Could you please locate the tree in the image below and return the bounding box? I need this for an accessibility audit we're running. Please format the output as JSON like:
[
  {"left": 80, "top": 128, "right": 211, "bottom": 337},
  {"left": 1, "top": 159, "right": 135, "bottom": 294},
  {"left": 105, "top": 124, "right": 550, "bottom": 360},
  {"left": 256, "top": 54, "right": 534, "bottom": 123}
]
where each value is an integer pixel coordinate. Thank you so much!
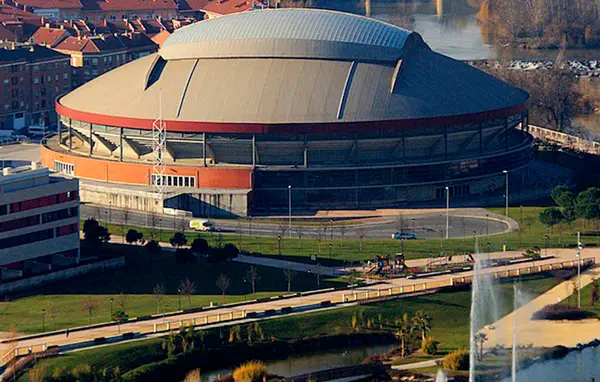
[
  {"left": 296, "top": 225, "right": 304, "bottom": 249},
  {"left": 46, "top": 301, "right": 57, "bottom": 331},
  {"left": 190, "top": 238, "right": 209, "bottom": 256},
  {"left": 339, "top": 225, "right": 347, "bottom": 247},
  {"left": 216, "top": 273, "right": 231, "bottom": 304},
  {"left": 575, "top": 188, "right": 600, "bottom": 222},
  {"left": 222, "top": 243, "right": 239, "bottom": 260},
  {"left": 356, "top": 226, "right": 368, "bottom": 252},
  {"left": 125, "top": 229, "right": 144, "bottom": 246},
  {"left": 112, "top": 310, "right": 128, "bottom": 333},
  {"left": 474, "top": 332, "right": 488, "bottom": 361},
  {"left": 411, "top": 310, "right": 432, "bottom": 343},
  {"left": 247, "top": 266, "right": 261, "bottom": 298},
  {"left": 148, "top": 211, "right": 160, "bottom": 239},
  {"left": 145, "top": 240, "right": 161, "bottom": 254},
  {"left": 169, "top": 232, "right": 188, "bottom": 248},
  {"left": 591, "top": 278, "right": 599, "bottom": 309},
  {"left": 551, "top": 185, "right": 576, "bottom": 208},
  {"left": 179, "top": 278, "right": 196, "bottom": 309},
  {"left": 179, "top": 325, "right": 202, "bottom": 353},
  {"left": 539, "top": 208, "right": 564, "bottom": 234},
  {"left": 82, "top": 296, "right": 98, "bottom": 327},
  {"left": 153, "top": 283, "right": 165, "bottom": 314},
  {"left": 397, "top": 313, "right": 412, "bottom": 358},
  {"left": 283, "top": 268, "right": 297, "bottom": 292},
  {"left": 82, "top": 218, "right": 110, "bottom": 247}
]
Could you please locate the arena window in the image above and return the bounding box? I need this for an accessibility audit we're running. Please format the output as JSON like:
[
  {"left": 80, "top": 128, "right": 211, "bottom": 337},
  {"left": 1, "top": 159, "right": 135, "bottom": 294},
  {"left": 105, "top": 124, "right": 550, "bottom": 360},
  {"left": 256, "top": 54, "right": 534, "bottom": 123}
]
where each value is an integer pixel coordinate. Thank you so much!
[
  {"left": 151, "top": 174, "right": 195, "bottom": 188},
  {"left": 54, "top": 161, "right": 74, "bottom": 176}
]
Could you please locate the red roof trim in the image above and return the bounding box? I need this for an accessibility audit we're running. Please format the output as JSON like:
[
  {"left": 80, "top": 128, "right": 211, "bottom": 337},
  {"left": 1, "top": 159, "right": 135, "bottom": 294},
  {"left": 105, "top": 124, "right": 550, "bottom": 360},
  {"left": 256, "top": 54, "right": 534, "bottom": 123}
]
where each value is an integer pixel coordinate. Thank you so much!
[{"left": 56, "top": 97, "right": 529, "bottom": 134}]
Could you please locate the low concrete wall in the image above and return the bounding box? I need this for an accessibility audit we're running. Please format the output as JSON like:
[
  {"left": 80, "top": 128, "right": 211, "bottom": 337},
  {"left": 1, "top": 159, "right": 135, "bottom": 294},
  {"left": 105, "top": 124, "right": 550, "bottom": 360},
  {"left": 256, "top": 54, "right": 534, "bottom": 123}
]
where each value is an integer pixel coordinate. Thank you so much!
[{"left": 0, "top": 257, "right": 125, "bottom": 294}]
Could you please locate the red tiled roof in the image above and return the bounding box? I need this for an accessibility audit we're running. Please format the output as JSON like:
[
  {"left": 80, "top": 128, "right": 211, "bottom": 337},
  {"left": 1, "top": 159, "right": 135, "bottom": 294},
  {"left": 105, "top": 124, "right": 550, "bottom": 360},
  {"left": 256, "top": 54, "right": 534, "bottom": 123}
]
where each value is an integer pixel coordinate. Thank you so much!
[
  {"left": 0, "top": 3, "right": 41, "bottom": 22},
  {"left": 201, "top": 0, "right": 253, "bottom": 15},
  {"left": 14, "top": 0, "right": 83, "bottom": 9},
  {"left": 177, "top": 0, "right": 209, "bottom": 11},
  {"left": 55, "top": 34, "right": 126, "bottom": 53},
  {"left": 31, "top": 27, "right": 70, "bottom": 47},
  {"left": 81, "top": 0, "right": 177, "bottom": 12}
]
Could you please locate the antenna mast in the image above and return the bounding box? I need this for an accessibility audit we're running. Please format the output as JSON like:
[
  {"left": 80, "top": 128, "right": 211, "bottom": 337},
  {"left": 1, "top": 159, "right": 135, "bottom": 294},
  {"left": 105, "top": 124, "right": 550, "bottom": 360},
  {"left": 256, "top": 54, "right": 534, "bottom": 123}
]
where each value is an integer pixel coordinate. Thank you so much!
[{"left": 152, "top": 90, "right": 167, "bottom": 211}]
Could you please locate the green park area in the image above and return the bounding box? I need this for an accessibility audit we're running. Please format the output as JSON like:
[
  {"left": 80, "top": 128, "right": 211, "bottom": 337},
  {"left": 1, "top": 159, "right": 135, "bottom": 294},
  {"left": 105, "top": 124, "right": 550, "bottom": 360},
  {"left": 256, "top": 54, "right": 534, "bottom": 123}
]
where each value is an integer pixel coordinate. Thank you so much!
[
  {"left": 18, "top": 273, "right": 562, "bottom": 381},
  {"left": 3, "top": 196, "right": 599, "bottom": 335}
]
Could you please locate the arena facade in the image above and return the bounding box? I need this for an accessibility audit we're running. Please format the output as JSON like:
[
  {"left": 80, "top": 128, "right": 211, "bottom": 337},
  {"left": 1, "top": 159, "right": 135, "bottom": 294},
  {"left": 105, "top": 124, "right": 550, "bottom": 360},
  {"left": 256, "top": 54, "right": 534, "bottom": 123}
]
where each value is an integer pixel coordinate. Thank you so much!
[{"left": 42, "top": 9, "right": 533, "bottom": 217}]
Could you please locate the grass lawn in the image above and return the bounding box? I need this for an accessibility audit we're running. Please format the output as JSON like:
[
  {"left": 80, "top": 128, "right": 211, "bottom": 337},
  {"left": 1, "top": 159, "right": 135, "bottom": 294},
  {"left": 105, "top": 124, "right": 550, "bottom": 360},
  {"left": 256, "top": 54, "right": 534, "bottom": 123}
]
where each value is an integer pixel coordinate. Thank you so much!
[
  {"left": 0, "top": 243, "right": 345, "bottom": 334},
  {"left": 99, "top": 206, "right": 600, "bottom": 264},
  {"left": 558, "top": 279, "right": 600, "bottom": 315},
  {"left": 18, "top": 272, "right": 562, "bottom": 381}
]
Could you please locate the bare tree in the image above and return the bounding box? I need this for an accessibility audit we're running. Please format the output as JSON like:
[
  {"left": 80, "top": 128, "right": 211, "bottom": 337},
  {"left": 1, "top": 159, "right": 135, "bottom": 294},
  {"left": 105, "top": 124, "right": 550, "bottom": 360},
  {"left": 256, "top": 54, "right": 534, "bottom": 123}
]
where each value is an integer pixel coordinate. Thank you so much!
[
  {"left": 394, "top": 214, "right": 406, "bottom": 234},
  {"left": 296, "top": 225, "right": 304, "bottom": 249},
  {"left": 121, "top": 205, "right": 131, "bottom": 243},
  {"left": 82, "top": 296, "right": 98, "bottom": 327},
  {"left": 356, "top": 226, "right": 369, "bottom": 252},
  {"left": 247, "top": 266, "right": 261, "bottom": 298},
  {"left": 153, "top": 283, "right": 165, "bottom": 314},
  {"left": 179, "top": 279, "right": 196, "bottom": 309},
  {"left": 283, "top": 268, "right": 297, "bottom": 292},
  {"left": 339, "top": 225, "right": 347, "bottom": 247},
  {"left": 46, "top": 301, "right": 58, "bottom": 331},
  {"left": 314, "top": 228, "right": 325, "bottom": 253},
  {"left": 148, "top": 211, "right": 159, "bottom": 239},
  {"left": 215, "top": 274, "right": 230, "bottom": 304}
]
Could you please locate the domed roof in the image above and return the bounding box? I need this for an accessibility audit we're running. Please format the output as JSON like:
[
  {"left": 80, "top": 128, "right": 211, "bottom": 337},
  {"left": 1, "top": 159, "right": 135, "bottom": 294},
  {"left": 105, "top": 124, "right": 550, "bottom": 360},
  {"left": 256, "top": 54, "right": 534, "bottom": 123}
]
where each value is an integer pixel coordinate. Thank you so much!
[
  {"left": 57, "top": 9, "right": 529, "bottom": 132},
  {"left": 160, "top": 8, "right": 418, "bottom": 61}
]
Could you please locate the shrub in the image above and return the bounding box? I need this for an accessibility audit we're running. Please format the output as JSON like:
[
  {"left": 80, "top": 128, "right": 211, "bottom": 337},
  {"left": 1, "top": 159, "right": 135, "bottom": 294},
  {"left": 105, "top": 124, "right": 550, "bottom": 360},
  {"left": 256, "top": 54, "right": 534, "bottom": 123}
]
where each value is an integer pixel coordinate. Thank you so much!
[
  {"left": 443, "top": 349, "right": 469, "bottom": 371},
  {"left": 145, "top": 240, "right": 161, "bottom": 254},
  {"left": 232, "top": 361, "right": 267, "bottom": 382},
  {"left": 532, "top": 305, "right": 595, "bottom": 320},
  {"left": 421, "top": 336, "right": 439, "bottom": 355},
  {"left": 175, "top": 248, "right": 196, "bottom": 264}
]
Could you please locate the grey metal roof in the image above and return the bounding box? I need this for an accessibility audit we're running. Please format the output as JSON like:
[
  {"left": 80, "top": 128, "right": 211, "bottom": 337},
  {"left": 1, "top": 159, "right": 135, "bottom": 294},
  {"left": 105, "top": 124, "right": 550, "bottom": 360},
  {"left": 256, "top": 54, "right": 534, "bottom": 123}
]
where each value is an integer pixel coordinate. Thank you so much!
[{"left": 160, "top": 9, "right": 414, "bottom": 61}]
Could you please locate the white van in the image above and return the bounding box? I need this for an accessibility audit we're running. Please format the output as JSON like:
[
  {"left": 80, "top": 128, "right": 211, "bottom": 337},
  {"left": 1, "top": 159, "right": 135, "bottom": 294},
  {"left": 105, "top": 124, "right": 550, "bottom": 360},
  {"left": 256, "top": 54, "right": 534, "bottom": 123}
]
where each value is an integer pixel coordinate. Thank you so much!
[{"left": 189, "top": 219, "right": 214, "bottom": 232}]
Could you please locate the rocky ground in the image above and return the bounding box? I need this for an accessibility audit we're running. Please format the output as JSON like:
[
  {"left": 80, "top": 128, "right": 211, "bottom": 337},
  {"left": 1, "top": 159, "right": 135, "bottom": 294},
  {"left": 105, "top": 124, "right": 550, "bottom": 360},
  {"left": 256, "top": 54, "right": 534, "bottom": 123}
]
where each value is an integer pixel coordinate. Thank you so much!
[{"left": 469, "top": 59, "right": 600, "bottom": 78}]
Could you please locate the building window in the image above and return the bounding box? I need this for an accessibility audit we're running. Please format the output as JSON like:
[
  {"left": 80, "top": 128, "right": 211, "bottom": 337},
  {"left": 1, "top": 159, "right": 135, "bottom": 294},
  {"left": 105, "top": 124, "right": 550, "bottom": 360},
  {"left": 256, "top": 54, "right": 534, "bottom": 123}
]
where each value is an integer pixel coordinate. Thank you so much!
[
  {"left": 54, "top": 161, "right": 74, "bottom": 176},
  {"left": 151, "top": 174, "right": 195, "bottom": 188},
  {"left": 436, "top": 184, "right": 471, "bottom": 199},
  {"left": 0, "top": 228, "right": 54, "bottom": 250},
  {"left": 10, "top": 77, "right": 17, "bottom": 85}
]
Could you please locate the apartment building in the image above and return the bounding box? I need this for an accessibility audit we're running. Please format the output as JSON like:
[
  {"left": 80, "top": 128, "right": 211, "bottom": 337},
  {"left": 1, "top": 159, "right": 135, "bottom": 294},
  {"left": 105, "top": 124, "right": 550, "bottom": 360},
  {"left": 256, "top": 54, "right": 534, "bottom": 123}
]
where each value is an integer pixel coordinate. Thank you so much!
[
  {"left": 0, "top": 162, "right": 79, "bottom": 281},
  {"left": 0, "top": 43, "right": 71, "bottom": 131}
]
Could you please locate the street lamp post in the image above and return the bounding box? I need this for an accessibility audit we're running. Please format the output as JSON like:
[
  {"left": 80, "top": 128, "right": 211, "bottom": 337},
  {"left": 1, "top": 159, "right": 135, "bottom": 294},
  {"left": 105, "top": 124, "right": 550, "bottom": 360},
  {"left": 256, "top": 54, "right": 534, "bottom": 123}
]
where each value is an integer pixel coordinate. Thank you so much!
[
  {"left": 41, "top": 309, "right": 46, "bottom": 331},
  {"left": 445, "top": 186, "right": 450, "bottom": 240},
  {"left": 177, "top": 288, "right": 182, "bottom": 310},
  {"left": 243, "top": 278, "right": 247, "bottom": 300},
  {"left": 503, "top": 170, "right": 509, "bottom": 218},
  {"left": 328, "top": 243, "right": 332, "bottom": 259},
  {"left": 109, "top": 297, "right": 114, "bottom": 318},
  {"left": 486, "top": 213, "right": 489, "bottom": 237},
  {"left": 288, "top": 185, "right": 292, "bottom": 239},
  {"left": 277, "top": 235, "right": 282, "bottom": 255},
  {"left": 577, "top": 231, "right": 582, "bottom": 309},
  {"left": 330, "top": 219, "right": 333, "bottom": 242},
  {"left": 544, "top": 234, "right": 549, "bottom": 257}
]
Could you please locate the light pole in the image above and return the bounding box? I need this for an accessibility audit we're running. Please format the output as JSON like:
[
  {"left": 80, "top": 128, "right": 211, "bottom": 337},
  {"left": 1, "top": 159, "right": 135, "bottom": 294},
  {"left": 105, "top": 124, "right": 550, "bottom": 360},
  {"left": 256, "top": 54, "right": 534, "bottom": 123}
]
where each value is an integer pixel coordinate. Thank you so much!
[
  {"left": 288, "top": 185, "right": 292, "bottom": 239},
  {"left": 177, "top": 288, "right": 182, "bottom": 310},
  {"left": 328, "top": 243, "right": 332, "bottom": 259},
  {"left": 277, "top": 235, "right": 282, "bottom": 255},
  {"left": 503, "top": 170, "right": 509, "bottom": 218},
  {"left": 445, "top": 186, "right": 450, "bottom": 240},
  {"left": 41, "top": 309, "right": 45, "bottom": 332},
  {"left": 577, "top": 231, "right": 582, "bottom": 309},
  {"left": 109, "top": 297, "right": 114, "bottom": 317},
  {"left": 485, "top": 213, "right": 489, "bottom": 237},
  {"left": 544, "top": 234, "right": 549, "bottom": 257}
]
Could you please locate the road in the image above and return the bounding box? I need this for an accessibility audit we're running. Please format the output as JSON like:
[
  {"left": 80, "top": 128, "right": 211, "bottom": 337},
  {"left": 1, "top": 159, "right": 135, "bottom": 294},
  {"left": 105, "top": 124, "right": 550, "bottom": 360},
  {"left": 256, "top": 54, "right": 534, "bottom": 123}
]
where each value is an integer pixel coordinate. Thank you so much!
[
  {"left": 81, "top": 203, "right": 512, "bottom": 240},
  {"left": 0, "top": 248, "right": 595, "bottom": 360}
]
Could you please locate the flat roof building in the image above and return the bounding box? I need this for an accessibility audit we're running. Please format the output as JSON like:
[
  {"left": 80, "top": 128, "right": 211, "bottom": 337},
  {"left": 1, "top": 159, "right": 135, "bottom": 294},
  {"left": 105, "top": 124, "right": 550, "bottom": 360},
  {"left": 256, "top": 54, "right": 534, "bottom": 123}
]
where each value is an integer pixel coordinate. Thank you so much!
[{"left": 0, "top": 162, "right": 79, "bottom": 281}]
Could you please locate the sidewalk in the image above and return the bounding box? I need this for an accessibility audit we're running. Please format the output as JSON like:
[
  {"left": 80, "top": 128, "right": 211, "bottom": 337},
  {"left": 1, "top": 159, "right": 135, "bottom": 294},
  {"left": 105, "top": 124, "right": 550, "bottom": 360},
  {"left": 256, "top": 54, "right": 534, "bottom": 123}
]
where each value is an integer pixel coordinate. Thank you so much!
[{"left": 485, "top": 263, "right": 600, "bottom": 349}]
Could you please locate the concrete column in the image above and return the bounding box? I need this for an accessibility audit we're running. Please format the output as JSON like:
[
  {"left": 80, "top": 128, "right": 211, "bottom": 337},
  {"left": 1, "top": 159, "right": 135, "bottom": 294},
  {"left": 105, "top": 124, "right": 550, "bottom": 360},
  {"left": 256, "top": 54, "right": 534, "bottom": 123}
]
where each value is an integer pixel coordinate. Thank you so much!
[
  {"left": 229, "top": 312, "right": 233, "bottom": 320},
  {"left": 341, "top": 293, "right": 345, "bottom": 302},
  {"left": 153, "top": 324, "right": 157, "bottom": 333},
  {"left": 203, "top": 132, "right": 207, "bottom": 167},
  {"left": 68, "top": 118, "right": 72, "bottom": 150},
  {"left": 252, "top": 134, "right": 256, "bottom": 168},
  {"left": 412, "top": 285, "right": 416, "bottom": 292},
  {"left": 119, "top": 127, "right": 123, "bottom": 161},
  {"left": 204, "top": 316, "right": 208, "bottom": 324},
  {"left": 388, "top": 288, "right": 392, "bottom": 295},
  {"left": 241, "top": 310, "right": 246, "bottom": 318},
  {"left": 450, "top": 278, "right": 454, "bottom": 286},
  {"left": 166, "top": 322, "right": 170, "bottom": 330},
  {"left": 377, "top": 290, "right": 381, "bottom": 297},
  {"left": 400, "top": 286, "right": 404, "bottom": 293},
  {"left": 89, "top": 123, "right": 93, "bottom": 157},
  {"left": 216, "top": 314, "right": 220, "bottom": 322}
]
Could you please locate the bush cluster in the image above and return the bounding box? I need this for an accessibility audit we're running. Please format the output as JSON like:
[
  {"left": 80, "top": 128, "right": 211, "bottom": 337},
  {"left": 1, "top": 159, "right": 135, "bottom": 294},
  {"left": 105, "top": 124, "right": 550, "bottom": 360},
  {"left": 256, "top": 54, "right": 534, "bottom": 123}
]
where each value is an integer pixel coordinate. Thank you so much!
[
  {"left": 232, "top": 361, "right": 267, "bottom": 382},
  {"left": 442, "top": 349, "right": 469, "bottom": 371}
]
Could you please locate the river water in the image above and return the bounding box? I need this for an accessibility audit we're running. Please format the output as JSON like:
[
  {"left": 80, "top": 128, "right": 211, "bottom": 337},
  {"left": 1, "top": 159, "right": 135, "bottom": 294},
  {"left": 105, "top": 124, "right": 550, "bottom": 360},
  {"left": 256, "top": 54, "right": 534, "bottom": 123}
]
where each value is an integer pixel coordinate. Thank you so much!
[
  {"left": 505, "top": 347, "right": 600, "bottom": 382},
  {"left": 200, "top": 343, "right": 395, "bottom": 382},
  {"left": 311, "top": 0, "right": 600, "bottom": 137}
]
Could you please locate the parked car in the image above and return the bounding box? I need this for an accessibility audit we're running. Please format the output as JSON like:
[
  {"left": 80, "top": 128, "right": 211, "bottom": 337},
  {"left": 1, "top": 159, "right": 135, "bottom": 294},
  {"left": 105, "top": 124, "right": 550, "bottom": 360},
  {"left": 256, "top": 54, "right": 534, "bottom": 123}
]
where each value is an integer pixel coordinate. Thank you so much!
[{"left": 391, "top": 232, "right": 418, "bottom": 240}]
